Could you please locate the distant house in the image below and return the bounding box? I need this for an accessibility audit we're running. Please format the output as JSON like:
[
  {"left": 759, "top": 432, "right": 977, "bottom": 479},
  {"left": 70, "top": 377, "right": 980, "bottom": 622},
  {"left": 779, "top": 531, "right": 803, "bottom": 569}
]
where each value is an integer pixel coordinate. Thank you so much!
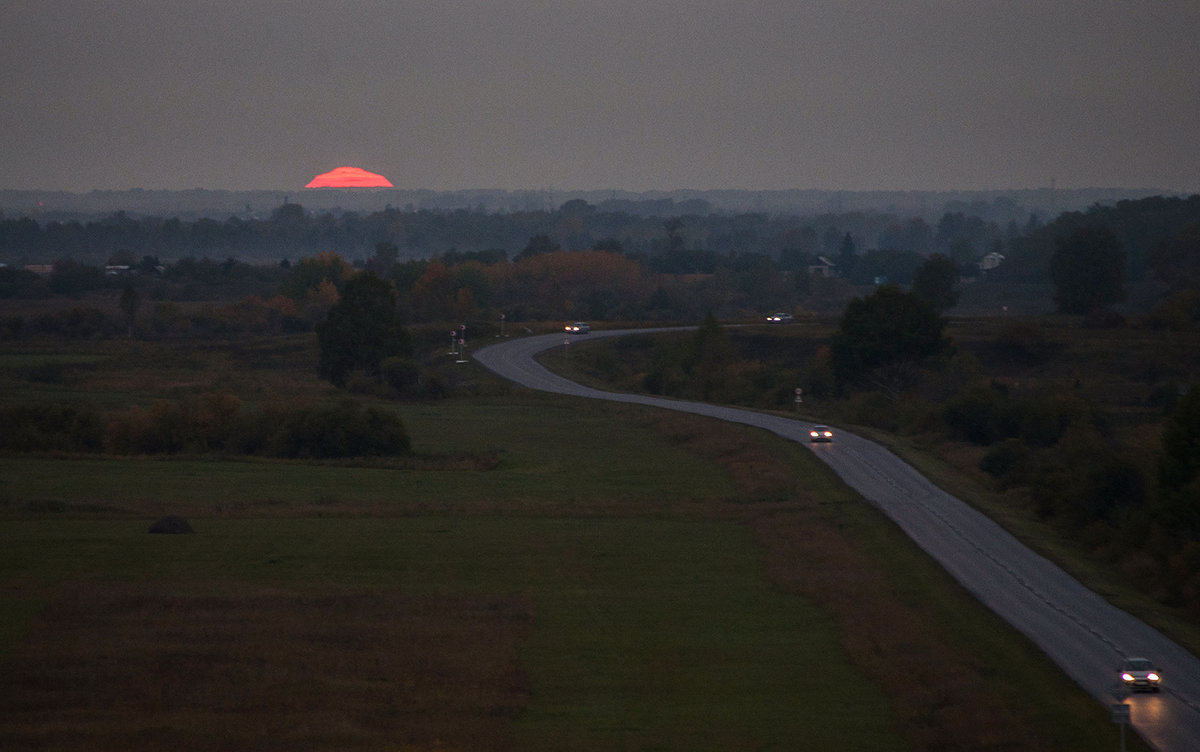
[
  {"left": 808, "top": 256, "right": 838, "bottom": 278},
  {"left": 979, "top": 251, "right": 1005, "bottom": 271}
]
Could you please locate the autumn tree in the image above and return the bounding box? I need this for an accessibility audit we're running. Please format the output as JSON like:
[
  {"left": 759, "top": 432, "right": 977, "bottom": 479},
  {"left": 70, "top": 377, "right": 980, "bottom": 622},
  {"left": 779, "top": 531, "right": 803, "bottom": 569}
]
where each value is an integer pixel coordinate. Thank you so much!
[{"left": 280, "top": 251, "right": 354, "bottom": 301}]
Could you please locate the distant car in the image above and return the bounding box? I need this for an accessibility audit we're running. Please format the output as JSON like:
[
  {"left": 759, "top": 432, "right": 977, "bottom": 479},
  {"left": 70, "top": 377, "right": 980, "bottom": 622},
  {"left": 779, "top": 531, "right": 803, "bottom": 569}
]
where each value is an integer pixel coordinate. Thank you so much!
[
  {"left": 809, "top": 425, "right": 833, "bottom": 443},
  {"left": 1120, "top": 657, "right": 1162, "bottom": 692},
  {"left": 766, "top": 313, "right": 793, "bottom": 324},
  {"left": 564, "top": 322, "right": 591, "bottom": 334}
]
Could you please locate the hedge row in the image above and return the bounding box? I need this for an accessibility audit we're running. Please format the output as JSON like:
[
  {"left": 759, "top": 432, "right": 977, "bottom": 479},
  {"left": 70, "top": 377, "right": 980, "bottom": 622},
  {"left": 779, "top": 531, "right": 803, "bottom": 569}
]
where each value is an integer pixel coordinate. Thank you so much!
[{"left": 1, "top": 394, "right": 410, "bottom": 459}]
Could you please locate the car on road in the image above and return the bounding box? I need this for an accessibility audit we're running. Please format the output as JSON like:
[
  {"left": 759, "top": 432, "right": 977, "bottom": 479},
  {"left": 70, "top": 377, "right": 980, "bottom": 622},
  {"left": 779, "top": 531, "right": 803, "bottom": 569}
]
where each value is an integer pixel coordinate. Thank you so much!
[
  {"left": 766, "top": 313, "right": 793, "bottom": 324},
  {"left": 564, "top": 322, "right": 591, "bottom": 334},
  {"left": 809, "top": 425, "right": 834, "bottom": 443},
  {"left": 1120, "top": 657, "right": 1162, "bottom": 692}
]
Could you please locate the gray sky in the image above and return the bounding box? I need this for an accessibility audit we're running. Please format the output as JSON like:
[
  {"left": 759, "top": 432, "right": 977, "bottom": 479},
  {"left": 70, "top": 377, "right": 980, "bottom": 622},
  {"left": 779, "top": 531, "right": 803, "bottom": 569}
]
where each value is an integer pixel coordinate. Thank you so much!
[{"left": 4, "top": 1, "right": 1199, "bottom": 193}]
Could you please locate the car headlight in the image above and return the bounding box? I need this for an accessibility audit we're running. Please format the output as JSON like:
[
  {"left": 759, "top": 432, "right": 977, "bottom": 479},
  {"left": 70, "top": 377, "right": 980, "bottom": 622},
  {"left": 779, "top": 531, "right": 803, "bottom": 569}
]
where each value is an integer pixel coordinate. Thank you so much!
[
  {"left": 1147, "top": 672, "right": 1160, "bottom": 681},
  {"left": 1122, "top": 673, "right": 1135, "bottom": 682}
]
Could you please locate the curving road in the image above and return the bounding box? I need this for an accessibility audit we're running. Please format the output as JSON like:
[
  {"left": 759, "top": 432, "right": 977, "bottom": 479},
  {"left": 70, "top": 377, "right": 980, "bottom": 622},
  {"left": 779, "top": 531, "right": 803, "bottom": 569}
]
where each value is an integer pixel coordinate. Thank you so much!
[{"left": 474, "top": 328, "right": 1200, "bottom": 752}]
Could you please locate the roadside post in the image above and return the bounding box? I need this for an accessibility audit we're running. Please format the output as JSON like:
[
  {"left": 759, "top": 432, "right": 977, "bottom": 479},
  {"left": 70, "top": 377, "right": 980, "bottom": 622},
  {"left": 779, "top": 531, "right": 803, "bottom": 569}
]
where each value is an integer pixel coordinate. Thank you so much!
[
  {"left": 1110, "top": 702, "right": 1129, "bottom": 752},
  {"left": 1109, "top": 682, "right": 1130, "bottom": 752},
  {"left": 456, "top": 325, "right": 468, "bottom": 364},
  {"left": 499, "top": 313, "right": 506, "bottom": 337},
  {"left": 794, "top": 387, "right": 803, "bottom": 410},
  {"left": 449, "top": 330, "right": 457, "bottom": 356}
]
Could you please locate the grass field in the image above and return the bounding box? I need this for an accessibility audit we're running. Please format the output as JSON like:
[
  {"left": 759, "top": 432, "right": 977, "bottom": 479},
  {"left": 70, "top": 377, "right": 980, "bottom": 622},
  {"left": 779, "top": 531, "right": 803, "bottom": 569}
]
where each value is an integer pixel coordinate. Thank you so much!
[{"left": 0, "top": 335, "right": 1146, "bottom": 751}]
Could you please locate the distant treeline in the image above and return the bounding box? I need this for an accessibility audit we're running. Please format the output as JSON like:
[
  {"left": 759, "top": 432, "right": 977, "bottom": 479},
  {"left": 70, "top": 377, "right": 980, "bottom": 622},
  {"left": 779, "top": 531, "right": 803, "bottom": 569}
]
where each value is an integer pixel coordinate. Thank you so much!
[
  {"left": 0, "top": 193, "right": 1056, "bottom": 267},
  {"left": 2, "top": 194, "right": 1199, "bottom": 330}
]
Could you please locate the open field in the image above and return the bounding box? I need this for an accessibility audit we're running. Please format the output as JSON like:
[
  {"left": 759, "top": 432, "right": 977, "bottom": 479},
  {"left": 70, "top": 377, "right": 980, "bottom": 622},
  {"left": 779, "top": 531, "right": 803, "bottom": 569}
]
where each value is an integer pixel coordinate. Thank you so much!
[{"left": 0, "top": 334, "right": 1145, "bottom": 750}]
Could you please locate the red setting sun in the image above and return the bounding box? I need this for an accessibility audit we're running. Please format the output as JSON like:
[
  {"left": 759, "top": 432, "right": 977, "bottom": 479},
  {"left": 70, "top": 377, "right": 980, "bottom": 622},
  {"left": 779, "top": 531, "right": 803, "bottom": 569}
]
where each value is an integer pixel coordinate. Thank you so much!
[{"left": 305, "top": 166, "right": 394, "bottom": 188}]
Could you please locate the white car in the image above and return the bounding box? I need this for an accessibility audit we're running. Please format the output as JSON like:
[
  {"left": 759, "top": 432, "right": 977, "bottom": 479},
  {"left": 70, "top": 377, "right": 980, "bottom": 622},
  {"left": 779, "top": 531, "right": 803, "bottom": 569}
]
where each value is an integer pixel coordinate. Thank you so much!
[
  {"left": 809, "top": 425, "right": 833, "bottom": 443},
  {"left": 1119, "top": 657, "right": 1162, "bottom": 692},
  {"left": 564, "top": 322, "right": 591, "bottom": 334}
]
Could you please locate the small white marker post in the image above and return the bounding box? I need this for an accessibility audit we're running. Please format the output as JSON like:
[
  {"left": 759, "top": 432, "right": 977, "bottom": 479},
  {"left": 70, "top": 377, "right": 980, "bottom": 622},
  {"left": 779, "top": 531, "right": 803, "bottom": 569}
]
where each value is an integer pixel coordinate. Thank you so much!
[
  {"left": 1110, "top": 702, "right": 1130, "bottom": 752},
  {"left": 1109, "top": 682, "right": 1131, "bottom": 752},
  {"left": 455, "top": 324, "right": 467, "bottom": 363},
  {"left": 499, "top": 313, "right": 506, "bottom": 338}
]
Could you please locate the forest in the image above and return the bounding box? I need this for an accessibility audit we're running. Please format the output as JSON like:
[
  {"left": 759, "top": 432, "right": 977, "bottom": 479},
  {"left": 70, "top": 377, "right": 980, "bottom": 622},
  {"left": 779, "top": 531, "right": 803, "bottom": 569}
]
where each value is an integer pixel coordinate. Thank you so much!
[{"left": 1, "top": 193, "right": 1199, "bottom": 327}]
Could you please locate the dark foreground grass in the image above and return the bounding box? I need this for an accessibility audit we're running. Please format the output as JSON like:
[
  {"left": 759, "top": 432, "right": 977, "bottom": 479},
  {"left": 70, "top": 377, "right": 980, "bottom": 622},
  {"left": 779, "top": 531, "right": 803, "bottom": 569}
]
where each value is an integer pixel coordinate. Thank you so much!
[
  {"left": 0, "top": 516, "right": 897, "bottom": 751},
  {"left": 0, "top": 390, "right": 1146, "bottom": 750}
]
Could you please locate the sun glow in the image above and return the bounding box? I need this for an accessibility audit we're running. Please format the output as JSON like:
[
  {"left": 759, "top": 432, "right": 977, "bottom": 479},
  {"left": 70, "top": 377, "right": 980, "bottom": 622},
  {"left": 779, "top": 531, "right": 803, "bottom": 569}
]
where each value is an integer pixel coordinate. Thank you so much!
[{"left": 306, "top": 166, "right": 393, "bottom": 188}]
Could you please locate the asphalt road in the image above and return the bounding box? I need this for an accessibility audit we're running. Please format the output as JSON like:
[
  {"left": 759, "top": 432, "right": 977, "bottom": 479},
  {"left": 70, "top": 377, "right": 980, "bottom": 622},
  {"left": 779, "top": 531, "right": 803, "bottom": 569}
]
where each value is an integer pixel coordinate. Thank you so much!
[{"left": 474, "top": 328, "right": 1200, "bottom": 752}]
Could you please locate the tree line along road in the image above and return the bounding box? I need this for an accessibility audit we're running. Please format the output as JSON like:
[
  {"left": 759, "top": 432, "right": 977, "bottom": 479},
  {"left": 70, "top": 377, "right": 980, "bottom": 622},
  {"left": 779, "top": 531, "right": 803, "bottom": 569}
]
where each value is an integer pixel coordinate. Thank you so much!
[{"left": 473, "top": 327, "right": 1200, "bottom": 752}]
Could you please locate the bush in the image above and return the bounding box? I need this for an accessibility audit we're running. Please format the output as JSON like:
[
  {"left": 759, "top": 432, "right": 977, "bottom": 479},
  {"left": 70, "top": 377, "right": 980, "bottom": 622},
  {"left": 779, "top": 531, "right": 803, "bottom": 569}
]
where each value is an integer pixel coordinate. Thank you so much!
[
  {"left": 942, "top": 385, "right": 1017, "bottom": 445},
  {"left": 979, "top": 438, "right": 1033, "bottom": 487},
  {"left": 992, "top": 321, "right": 1056, "bottom": 365},
  {"left": 268, "top": 399, "right": 411, "bottom": 458},
  {"left": 0, "top": 403, "right": 106, "bottom": 453},
  {"left": 382, "top": 356, "right": 420, "bottom": 394},
  {"left": 1016, "top": 392, "right": 1092, "bottom": 448}
]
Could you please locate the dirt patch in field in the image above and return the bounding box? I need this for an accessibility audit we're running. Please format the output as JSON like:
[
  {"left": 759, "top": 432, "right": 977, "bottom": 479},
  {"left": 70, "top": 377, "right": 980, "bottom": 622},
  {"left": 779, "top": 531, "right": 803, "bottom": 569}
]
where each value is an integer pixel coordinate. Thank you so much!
[{"left": 0, "top": 584, "right": 532, "bottom": 752}]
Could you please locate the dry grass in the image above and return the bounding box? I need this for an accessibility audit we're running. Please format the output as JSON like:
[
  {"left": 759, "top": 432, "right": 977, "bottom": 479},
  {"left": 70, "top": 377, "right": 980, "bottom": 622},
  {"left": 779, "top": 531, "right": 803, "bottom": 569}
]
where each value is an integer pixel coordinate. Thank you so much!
[
  {"left": 0, "top": 584, "right": 531, "bottom": 752},
  {"left": 754, "top": 511, "right": 1039, "bottom": 750}
]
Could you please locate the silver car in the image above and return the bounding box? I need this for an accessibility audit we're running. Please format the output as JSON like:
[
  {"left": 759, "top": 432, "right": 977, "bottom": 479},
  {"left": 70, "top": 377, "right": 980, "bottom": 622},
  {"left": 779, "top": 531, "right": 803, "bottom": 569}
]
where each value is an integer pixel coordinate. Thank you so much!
[{"left": 1119, "top": 657, "right": 1162, "bottom": 692}]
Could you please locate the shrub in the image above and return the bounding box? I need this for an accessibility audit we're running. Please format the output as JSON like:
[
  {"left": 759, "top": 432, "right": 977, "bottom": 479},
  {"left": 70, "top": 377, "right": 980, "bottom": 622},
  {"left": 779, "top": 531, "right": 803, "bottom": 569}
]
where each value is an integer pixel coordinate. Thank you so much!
[
  {"left": 106, "top": 400, "right": 189, "bottom": 454},
  {"left": 992, "top": 321, "right": 1055, "bottom": 365},
  {"left": 268, "top": 399, "right": 410, "bottom": 458},
  {"left": 382, "top": 356, "right": 420, "bottom": 394},
  {"left": 0, "top": 403, "right": 106, "bottom": 453},
  {"left": 1016, "top": 392, "right": 1092, "bottom": 448},
  {"left": 942, "top": 385, "right": 1017, "bottom": 445},
  {"left": 979, "top": 438, "right": 1032, "bottom": 487}
]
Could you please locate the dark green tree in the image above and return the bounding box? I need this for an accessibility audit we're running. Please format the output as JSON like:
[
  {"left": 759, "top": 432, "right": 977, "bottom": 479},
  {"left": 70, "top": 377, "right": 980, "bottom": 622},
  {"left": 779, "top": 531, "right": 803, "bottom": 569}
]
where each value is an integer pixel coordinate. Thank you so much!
[
  {"left": 1148, "top": 222, "right": 1200, "bottom": 292},
  {"left": 837, "top": 232, "right": 857, "bottom": 278},
  {"left": 1158, "top": 385, "right": 1200, "bottom": 535},
  {"left": 516, "top": 234, "right": 560, "bottom": 260},
  {"left": 829, "top": 285, "right": 952, "bottom": 393},
  {"left": 911, "top": 253, "right": 960, "bottom": 311},
  {"left": 317, "top": 271, "right": 411, "bottom": 387},
  {"left": 366, "top": 241, "right": 399, "bottom": 275},
  {"left": 1050, "top": 226, "right": 1126, "bottom": 314},
  {"left": 689, "top": 313, "right": 737, "bottom": 401}
]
